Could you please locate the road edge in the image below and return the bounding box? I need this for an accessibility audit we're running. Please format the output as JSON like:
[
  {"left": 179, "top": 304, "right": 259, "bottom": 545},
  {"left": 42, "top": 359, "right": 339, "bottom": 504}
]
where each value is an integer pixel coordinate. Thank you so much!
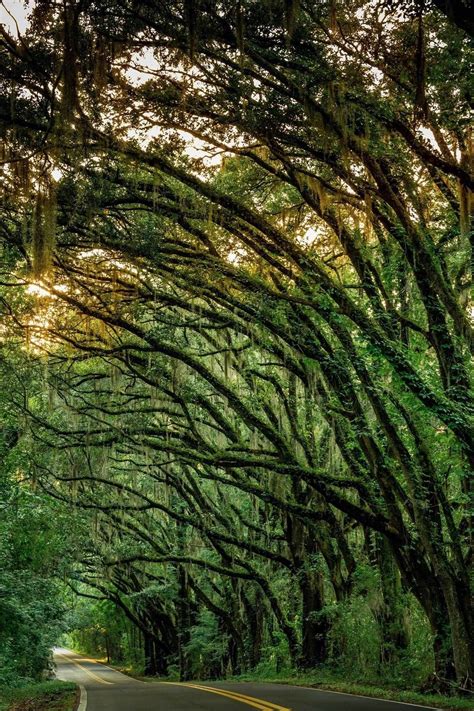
[
  {"left": 76, "top": 685, "right": 87, "bottom": 711},
  {"left": 244, "top": 681, "right": 468, "bottom": 711},
  {"left": 289, "top": 685, "right": 439, "bottom": 709}
]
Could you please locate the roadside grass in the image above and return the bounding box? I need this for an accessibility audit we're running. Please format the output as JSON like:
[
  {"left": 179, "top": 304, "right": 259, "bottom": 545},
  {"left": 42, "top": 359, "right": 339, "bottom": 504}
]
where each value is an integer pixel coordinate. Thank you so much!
[
  {"left": 136, "top": 662, "right": 474, "bottom": 710},
  {"left": 230, "top": 670, "right": 474, "bottom": 711},
  {"left": 0, "top": 681, "right": 77, "bottom": 711}
]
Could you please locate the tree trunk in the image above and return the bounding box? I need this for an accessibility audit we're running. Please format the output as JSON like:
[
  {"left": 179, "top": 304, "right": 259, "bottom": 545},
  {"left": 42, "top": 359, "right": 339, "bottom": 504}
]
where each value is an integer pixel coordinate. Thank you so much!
[
  {"left": 439, "top": 575, "right": 473, "bottom": 689},
  {"left": 245, "top": 588, "right": 264, "bottom": 670},
  {"left": 177, "top": 566, "right": 192, "bottom": 681},
  {"left": 405, "top": 566, "right": 456, "bottom": 685},
  {"left": 143, "top": 632, "right": 158, "bottom": 676},
  {"left": 299, "top": 569, "right": 329, "bottom": 668},
  {"left": 403, "top": 538, "right": 474, "bottom": 687},
  {"left": 286, "top": 510, "right": 331, "bottom": 669}
]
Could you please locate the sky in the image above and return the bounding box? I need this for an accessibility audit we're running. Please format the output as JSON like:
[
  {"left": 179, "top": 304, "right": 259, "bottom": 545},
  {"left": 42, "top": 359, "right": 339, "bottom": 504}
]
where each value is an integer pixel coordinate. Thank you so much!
[{"left": 0, "top": 0, "right": 29, "bottom": 35}]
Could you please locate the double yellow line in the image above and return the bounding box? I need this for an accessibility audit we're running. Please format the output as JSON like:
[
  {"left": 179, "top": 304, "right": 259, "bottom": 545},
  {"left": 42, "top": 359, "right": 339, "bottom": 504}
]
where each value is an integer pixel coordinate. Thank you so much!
[
  {"left": 56, "top": 653, "right": 114, "bottom": 685},
  {"left": 165, "top": 682, "right": 291, "bottom": 710}
]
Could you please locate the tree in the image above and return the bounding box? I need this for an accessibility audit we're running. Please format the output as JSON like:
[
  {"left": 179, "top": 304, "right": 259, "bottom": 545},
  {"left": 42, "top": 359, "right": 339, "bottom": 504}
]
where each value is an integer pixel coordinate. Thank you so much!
[{"left": 0, "top": 0, "right": 472, "bottom": 690}]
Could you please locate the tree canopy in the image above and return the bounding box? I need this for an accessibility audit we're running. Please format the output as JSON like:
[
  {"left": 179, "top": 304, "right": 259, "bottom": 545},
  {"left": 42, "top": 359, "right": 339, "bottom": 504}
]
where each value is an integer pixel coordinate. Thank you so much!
[{"left": 0, "top": 0, "right": 472, "bottom": 693}]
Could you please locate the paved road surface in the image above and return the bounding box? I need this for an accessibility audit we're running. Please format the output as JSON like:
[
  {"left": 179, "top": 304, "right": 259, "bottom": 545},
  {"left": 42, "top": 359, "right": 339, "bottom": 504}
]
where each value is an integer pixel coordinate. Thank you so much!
[{"left": 54, "top": 648, "right": 437, "bottom": 711}]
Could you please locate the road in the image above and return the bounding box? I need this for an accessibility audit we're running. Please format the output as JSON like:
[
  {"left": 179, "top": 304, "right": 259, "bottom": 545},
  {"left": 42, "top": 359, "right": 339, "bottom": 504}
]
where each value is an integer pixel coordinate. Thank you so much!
[{"left": 54, "top": 648, "right": 437, "bottom": 711}]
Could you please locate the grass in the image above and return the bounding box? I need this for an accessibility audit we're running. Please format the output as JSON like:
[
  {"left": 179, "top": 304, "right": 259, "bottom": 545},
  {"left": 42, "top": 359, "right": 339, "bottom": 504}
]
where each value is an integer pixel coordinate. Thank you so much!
[
  {"left": 0, "top": 681, "right": 77, "bottom": 711},
  {"left": 103, "top": 660, "right": 474, "bottom": 710},
  {"left": 229, "top": 669, "right": 474, "bottom": 710}
]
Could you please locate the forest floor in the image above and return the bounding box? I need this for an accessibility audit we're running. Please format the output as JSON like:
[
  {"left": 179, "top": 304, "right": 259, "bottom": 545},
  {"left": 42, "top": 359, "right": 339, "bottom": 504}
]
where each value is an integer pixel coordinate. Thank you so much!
[
  {"left": 87, "top": 655, "right": 473, "bottom": 711},
  {"left": 0, "top": 681, "right": 77, "bottom": 711}
]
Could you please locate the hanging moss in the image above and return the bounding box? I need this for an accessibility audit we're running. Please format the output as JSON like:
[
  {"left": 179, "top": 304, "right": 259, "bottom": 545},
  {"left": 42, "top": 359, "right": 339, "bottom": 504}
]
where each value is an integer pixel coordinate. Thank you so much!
[
  {"left": 61, "top": 3, "right": 79, "bottom": 122},
  {"left": 184, "top": 0, "right": 199, "bottom": 61},
  {"left": 304, "top": 95, "right": 326, "bottom": 131},
  {"left": 31, "top": 183, "right": 57, "bottom": 278},
  {"left": 235, "top": 3, "right": 245, "bottom": 67},
  {"left": 301, "top": 174, "right": 329, "bottom": 214},
  {"left": 329, "top": 0, "right": 338, "bottom": 32},
  {"left": 21, "top": 212, "right": 29, "bottom": 247},
  {"left": 459, "top": 183, "right": 471, "bottom": 240},
  {"left": 314, "top": 178, "right": 329, "bottom": 214},
  {"left": 284, "top": 0, "right": 300, "bottom": 41},
  {"left": 110, "top": 362, "right": 120, "bottom": 391},
  {"left": 13, "top": 158, "right": 30, "bottom": 193},
  {"left": 92, "top": 34, "right": 109, "bottom": 95},
  {"left": 414, "top": 11, "right": 428, "bottom": 121},
  {"left": 458, "top": 133, "right": 472, "bottom": 246},
  {"left": 224, "top": 349, "right": 230, "bottom": 380}
]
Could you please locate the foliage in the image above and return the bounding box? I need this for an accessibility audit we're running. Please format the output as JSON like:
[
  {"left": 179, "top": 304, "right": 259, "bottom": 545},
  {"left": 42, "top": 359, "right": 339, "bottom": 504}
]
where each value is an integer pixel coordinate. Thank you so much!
[
  {"left": 0, "top": 0, "right": 472, "bottom": 697},
  {"left": 0, "top": 444, "right": 69, "bottom": 684},
  {"left": 0, "top": 681, "right": 76, "bottom": 711}
]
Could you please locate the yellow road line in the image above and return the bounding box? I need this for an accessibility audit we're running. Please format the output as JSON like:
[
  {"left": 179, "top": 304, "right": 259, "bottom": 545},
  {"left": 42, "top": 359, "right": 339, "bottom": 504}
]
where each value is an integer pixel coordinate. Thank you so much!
[
  {"left": 56, "top": 654, "right": 114, "bottom": 685},
  {"left": 163, "top": 682, "right": 291, "bottom": 710},
  {"left": 190, "top": 683, "right": 291, "bottom": 710},
  {"left": 182, "top": 684, "right": 271, "bottom": 710},
  {"left": 75, "top": 657, "right": 122, "bottom": 672}
]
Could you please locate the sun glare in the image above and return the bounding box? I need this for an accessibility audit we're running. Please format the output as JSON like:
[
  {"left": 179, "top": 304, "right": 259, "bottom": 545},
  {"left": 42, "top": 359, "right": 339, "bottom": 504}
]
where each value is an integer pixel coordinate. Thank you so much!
[{"left": 26, "top": 283, "right": 51, "bottom": 298}]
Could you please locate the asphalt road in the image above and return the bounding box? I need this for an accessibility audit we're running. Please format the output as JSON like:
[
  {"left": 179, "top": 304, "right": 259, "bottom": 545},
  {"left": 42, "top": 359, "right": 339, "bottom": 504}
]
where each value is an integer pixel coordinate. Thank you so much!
[{"left": 54, "top": 648, "right": 437, "bottom": 711}]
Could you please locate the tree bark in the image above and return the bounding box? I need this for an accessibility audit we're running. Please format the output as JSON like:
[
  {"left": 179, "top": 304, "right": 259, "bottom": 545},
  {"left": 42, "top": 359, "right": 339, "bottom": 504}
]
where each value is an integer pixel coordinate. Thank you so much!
[{"left": 299, "top": 569, "right": 329, "bottom": 668}]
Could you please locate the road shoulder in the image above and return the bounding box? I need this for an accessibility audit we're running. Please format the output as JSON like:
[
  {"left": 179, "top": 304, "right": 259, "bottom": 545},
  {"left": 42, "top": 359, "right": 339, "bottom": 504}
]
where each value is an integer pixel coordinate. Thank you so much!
[{"left": 0, "top": 681, "right": 77, "bottom": 711}]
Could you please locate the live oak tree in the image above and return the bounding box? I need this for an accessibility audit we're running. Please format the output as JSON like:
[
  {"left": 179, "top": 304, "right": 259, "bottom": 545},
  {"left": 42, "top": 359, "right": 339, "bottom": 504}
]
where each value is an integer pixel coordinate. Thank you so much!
[{"left": 0, "top": 0, "right": 472, "bottom": 690}]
